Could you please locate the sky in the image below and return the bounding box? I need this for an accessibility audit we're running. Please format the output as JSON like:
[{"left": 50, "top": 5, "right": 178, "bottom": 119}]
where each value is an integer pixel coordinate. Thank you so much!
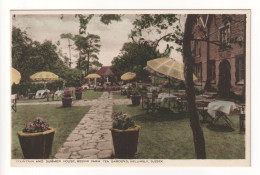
[{"left": 12, "top": 14, "right": 184, "bottom": 67}]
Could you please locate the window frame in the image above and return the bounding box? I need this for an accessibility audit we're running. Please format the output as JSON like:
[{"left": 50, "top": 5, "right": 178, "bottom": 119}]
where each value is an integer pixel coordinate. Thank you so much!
[{"left": 219, "top": 23, "right": 231, "bottom": 49}]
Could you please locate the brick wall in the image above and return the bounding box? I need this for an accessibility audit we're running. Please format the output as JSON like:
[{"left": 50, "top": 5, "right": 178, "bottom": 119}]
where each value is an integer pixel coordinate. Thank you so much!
[{"left": 192, "top": 14, "right": 245, "bottom": 96}]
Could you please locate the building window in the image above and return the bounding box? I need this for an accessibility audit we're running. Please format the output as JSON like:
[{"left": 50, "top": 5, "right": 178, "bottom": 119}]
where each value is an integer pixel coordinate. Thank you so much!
[
  {"left": 191, "top": 40, "right": 201, "bottom": 57},
  {"left": 219, "top": 24, "right": 231, "bottom": 47},
  {"left": 236, "top": 55, "right": 245, "bottom": 85},
  {"left": 208, "top": 60, "right": 216, "bottom": 83},
  {"left": 194, "top": 63, "right": 202, "bottom": 83}
]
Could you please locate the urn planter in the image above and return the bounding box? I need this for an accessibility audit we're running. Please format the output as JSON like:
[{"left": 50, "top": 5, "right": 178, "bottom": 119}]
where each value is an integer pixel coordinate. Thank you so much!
[
  {"left": 62, "top": 97, "right": 72, "bottom": 107},
  {"left": 131, "top": 95, "right": 141, "bottom": 106},
  {"left": 75, "top": 92, "right": 82, "bottom": 100},
  {"left": 17, "top": 127, "right": 55, "bottom": 159},
  {"left": 110, "top": 125, "right": 141, "bottom": 159}
]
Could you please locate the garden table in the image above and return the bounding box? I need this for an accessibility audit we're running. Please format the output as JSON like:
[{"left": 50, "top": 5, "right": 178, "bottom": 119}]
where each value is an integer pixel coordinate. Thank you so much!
[{"left": 207, "top": 101, "right": 237, "bottom": 128}]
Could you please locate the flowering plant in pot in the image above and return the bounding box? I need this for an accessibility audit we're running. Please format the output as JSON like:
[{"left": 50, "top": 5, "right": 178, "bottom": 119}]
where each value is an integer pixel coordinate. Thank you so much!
[
  {"left": 110, "top": 112, "right": 141, "bottom": 159},
  {"left": 75, "top": 87, "right": 83, "bottom": 100},
  {"left": 130, "top": 87, "right": 141, "bottom": 106},
  {"left": 62, "top": 91, "right": 72, "bottom": 107},
  {"left": 17, "top": 117, "right": 55, "bottom": 159}
]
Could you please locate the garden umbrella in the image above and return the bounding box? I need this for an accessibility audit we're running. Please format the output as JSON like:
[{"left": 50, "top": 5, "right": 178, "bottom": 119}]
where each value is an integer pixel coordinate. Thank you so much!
[
  {"left": 85, "top": 73, "right": 101, "bottom": 85},
  {"left": 12, "top": 68, "right": 21, "bottom": 85},
  {"left": 30, "top": 71, "right": 59, "bottom": 89},
  {"left": 121, "top": 72, "right": 136, "bottom": 81},
  {"left": 145, "top": 57, "right": 197, "bottom": 94}
]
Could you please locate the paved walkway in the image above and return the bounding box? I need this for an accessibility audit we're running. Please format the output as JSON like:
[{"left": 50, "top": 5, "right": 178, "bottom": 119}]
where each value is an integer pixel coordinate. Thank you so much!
[{"left": 54, "top": 92, "right": 131, "bottom": 159}]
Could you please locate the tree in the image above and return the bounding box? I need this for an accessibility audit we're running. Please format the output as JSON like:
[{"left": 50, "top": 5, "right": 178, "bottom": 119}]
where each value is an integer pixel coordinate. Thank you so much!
[
  {"left": 12, "top": 27, "right": 83, "bottom": 88},
  {"left": 73, "top": 34, "right": 101, "bottom": 75},
  {"left": 129, "top": 14, "right": 207, "bottom": 159},
  {"left": 129, "top": 14, "right": 183, "bottom": 55},
  {"left": 183, "top": 14, "right": 206, "bottom": 159},
  {"left": 112, "top": 42, "right": 161, "bottom": 79}
]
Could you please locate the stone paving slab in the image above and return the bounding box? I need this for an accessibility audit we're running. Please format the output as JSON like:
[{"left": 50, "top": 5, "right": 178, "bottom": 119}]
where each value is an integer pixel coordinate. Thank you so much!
[
  {"left": 17, "top": 91, "right": 132, "bottom": 159},
  {"left": 54, "top": 92, "right": 129, "bottom": 159}
]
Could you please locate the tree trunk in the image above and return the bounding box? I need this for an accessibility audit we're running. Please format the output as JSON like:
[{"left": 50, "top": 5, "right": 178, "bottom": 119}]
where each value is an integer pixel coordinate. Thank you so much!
[
  {"left": 86, "top": 53, "right": 90, "bottom": 76},
  {"left": 183, "top": 14, "right": 206, "bottom": 159}
]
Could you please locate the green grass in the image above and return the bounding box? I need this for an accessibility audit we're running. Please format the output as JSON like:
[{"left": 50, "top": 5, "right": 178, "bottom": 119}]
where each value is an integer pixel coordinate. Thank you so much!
[
  {"left": 113, "top": 104, "right": 245, "bottom": 159},
  {"left": 12, "top": 104, "right": 90, "bottom": 159},
  {"left": 73, "top": 90, "right": 103, "bottom": 100},
  {"left": 113, "top": 93, "right": 128, "bottom": 99},
  {"left": 17, "top": 98, "right": 61, "bottom": 103},
  {"left": 17, "top": 90, "right": 103, "bottom": 103}
]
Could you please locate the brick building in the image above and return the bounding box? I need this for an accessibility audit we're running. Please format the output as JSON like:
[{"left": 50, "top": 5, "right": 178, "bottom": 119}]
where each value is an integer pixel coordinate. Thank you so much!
[{"left": 191, "top": 14, "right": 246, "bottom": 96}]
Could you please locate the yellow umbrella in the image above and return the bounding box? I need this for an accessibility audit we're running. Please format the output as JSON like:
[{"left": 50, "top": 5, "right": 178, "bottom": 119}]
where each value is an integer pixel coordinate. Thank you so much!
[
  {"left": 85, "top": 73, "right": 101, "bottom": 86},
  {"left": 12, "top": 68, "right": 21, "bottom": 85},
  {"left": 85, "top": 73, "right": 101, "bottom": 79},
  {"left": 30, "top": 71, "right": 59, "bottom": 89},
  {"left": 121, "top": 72, "right": 136, "bottom": 81},
  {"left": 146, "top": 57, "right": 197, "bottom": 81}
]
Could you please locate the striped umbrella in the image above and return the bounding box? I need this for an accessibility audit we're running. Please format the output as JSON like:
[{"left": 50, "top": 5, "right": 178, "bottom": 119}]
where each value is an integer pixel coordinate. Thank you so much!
[
  {"left": 146, "top": 58, "right": 197, "bottom": 81},
  {"left": 12, "top": 68, "right": 21, "bottom": 85},
  {"left": 145, "top": 58, "right": 197, "bottom": 94},
  {"left": 121, "top": 72, "right": 136, "bottom": 81},
  {"left": 30, "top": 71, "right": 59, "bottom": 89}
]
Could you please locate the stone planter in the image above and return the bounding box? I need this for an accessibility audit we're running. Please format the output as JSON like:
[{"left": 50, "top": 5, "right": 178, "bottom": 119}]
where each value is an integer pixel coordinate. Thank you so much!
[
  {"left": 75, "top": 92, "right": 82, "bottom": 100},
  {"left": 62, "top": 97, "right": 72, "bottom": 107},
  {"left": 17, "top": 127, "right": 55, "bottom": 159},
  {"left": 110, "top": 125, "right": 141, "bottom": 159},
  {"left": 131, "top": 95, "right": 141, "bottom": 106}
]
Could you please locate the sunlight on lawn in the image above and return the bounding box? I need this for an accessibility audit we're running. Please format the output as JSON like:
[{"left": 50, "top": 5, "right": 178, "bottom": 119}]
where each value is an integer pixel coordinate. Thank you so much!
[
  {"left": 12, "top": 104, "right": 90, "bottom": 159},
  {"left": 113, "top": 104, "right": 245, "bottom": 159}
]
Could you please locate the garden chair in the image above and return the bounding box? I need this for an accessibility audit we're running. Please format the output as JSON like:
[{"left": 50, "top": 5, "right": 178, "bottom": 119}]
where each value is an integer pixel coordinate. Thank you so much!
[
  {"left": 143, "top": 92, "right": 161, "bottom": 113},
  {"left": 196, "top": 100, "right": 214, "bottom": 123},
  {"left": 11, "top": 94, "right": 17, "bottom": 112}
]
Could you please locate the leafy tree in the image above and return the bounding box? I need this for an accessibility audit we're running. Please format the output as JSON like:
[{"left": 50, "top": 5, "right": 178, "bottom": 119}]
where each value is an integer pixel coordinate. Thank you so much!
[
  {"left": 12, "top": 27, "right": 84, "bottom": 90},
  {"left": 73, "top": 34, "right": 101, "bottom": 75},
  {"left": 112, "top": 42, "right": 160, "bottom": 79}
]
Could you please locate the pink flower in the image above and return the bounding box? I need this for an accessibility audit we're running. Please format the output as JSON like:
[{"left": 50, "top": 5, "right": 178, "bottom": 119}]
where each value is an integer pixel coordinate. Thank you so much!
[
  {"left": 31, "top": 124, "right": 36, "bottom": 128},
  {"left": 36, "top": 117, "right": 42, "bottom": 122},
  {"left": 41, "top": 124, "right": 45, "bottom": 128},
  {"left": 27, "top": 122, "right": 31, "bottom": 127},
  {"left": 36, "top": 124, "right": 40, "bottom": 127}
]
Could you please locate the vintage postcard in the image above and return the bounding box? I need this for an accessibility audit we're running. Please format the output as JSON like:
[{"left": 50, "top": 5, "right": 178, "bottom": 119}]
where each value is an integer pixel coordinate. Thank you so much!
[{"left": 10, "top": 9, "right": 250, "bottom": 167}]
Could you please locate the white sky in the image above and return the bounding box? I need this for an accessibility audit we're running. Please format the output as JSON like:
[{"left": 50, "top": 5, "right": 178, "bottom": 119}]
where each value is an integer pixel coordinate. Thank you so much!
[{"left": 12, "top": 14, "right": 184, "bottom": 67}]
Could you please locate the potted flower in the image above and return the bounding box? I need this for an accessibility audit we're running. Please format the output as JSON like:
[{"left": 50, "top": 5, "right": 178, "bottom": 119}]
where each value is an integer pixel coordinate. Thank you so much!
[
  {"left": 62, "top": 91, "right": 72, "bottom": 107},
  {"left": 75, "top": 87, "right": 83, "bottom": 100},
  {"left": 110, "top": 112, "right": 141, "bottom": 159},
  {"left": 130, "top": 87, "right": 141, "bottom": 105},
  {"left": 17, "top": 117, "right": 55, "bottom": 159}
]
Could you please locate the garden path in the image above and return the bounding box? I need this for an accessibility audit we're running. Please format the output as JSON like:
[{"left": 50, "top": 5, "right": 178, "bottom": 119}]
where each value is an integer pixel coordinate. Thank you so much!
[{"left": 54, "top": 92, "right": 131, "bottom": 159}]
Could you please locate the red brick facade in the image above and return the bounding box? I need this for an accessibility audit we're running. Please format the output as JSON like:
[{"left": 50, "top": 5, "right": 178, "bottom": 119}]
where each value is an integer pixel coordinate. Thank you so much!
[{"left": 192, "top": 14, "right": 246, "bottom": 96}]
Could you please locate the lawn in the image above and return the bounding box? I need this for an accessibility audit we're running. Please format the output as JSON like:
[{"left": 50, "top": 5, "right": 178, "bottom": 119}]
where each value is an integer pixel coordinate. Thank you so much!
[
  {"left": 112, "top": 92, "right": 128, "bottom": 99},
  {"left": 74, "top": 89, "right": 103, "bottom": 100},
  {"left": 12, "top": 104, "right": 90, "bottom": 159},
  {"left": 113, "top": 104, "right": 245, "bottom": 159},
  {"left": 17, "top": 90, "right": 103, "bottom": 103}
]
